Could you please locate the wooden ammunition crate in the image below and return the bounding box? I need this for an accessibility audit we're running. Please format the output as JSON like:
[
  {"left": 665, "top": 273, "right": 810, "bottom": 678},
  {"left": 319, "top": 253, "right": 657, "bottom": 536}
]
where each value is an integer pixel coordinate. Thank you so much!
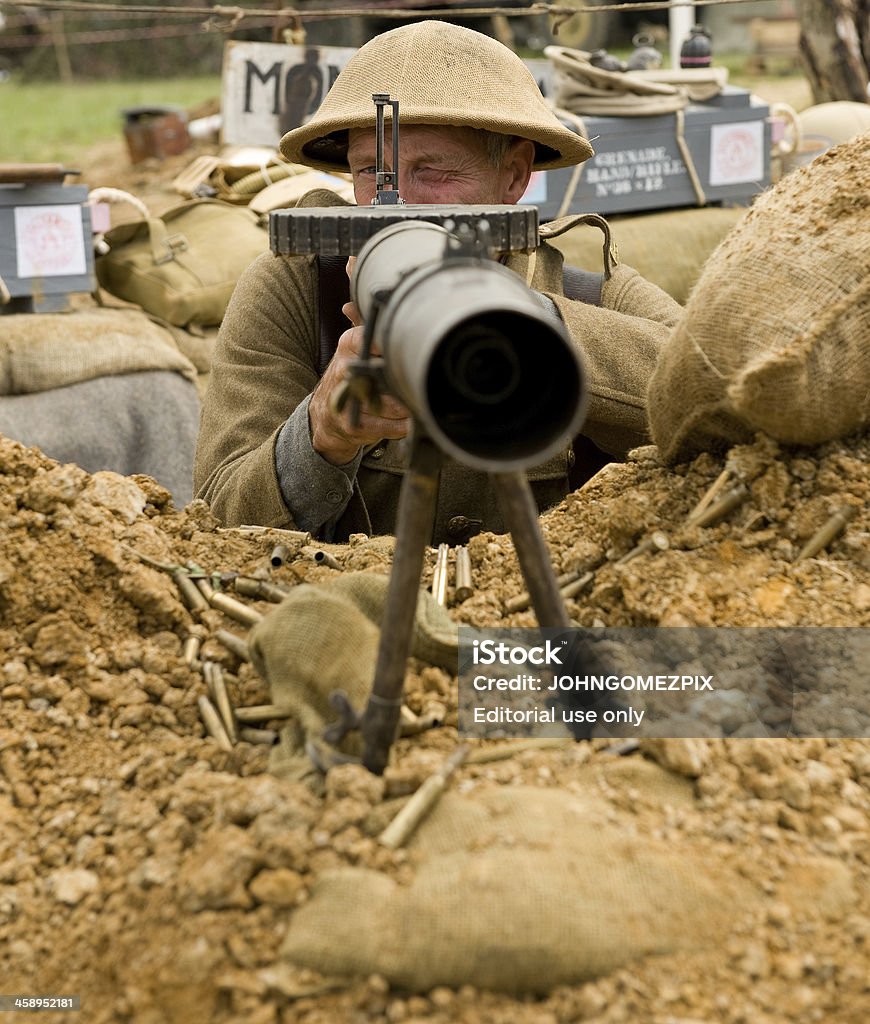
[
  {"left": 524, "top": 88, "right": 771, "bottom": 220},
  {"left": 0, "top": 182, "right": 95, "bottom": 313}
]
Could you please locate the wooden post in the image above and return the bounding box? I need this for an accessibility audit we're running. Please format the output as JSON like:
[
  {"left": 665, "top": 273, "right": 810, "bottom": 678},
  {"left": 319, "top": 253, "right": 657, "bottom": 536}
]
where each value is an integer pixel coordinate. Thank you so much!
[
  {"left": 50, "top": 12, "right": 74, "bottom": 83},
  {"left": 798, "top": 0, "right": 870, "bottom": 103}
]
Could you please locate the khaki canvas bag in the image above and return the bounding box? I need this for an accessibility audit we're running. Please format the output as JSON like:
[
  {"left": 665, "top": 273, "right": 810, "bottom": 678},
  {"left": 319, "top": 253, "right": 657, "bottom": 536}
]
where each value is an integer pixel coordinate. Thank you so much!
[{"left": 95, "top": 198, "right": 269, "bottom": 327}]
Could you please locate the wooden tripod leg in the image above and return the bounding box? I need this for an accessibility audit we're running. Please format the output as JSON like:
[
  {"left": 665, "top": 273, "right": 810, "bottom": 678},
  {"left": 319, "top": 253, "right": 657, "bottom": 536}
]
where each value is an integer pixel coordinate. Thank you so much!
[
  {"left": 361, "top": 436, "right": 441, "bottom": 774},
  {"left": 491, "top": 470, "right": 572, "bottom": 629}
]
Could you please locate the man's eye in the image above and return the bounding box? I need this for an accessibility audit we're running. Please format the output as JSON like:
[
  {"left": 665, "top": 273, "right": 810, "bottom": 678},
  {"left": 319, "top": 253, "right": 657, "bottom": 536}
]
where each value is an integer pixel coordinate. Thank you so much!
[{"left": 355, "top": 166, "right": 377, "bottom": 176}]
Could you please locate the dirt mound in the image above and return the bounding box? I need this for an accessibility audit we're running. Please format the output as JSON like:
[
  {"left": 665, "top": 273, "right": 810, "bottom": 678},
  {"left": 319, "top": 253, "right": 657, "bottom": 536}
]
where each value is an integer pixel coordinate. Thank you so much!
[{"left": 1, "top": 431, "right": 869, "bottom": 1023}]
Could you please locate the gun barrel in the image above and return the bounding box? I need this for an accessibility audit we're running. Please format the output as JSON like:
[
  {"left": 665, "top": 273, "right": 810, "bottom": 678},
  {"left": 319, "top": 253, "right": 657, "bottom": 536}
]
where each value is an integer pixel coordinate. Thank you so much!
[{"left": 376, "top": 258, "right": 587, "bottom": 472}]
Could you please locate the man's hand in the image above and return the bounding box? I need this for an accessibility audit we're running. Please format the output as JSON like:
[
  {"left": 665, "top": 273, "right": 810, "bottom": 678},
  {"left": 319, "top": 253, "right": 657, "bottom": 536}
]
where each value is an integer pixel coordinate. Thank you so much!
[{"left": 308, "top": 300, "right": 411, "bottom": 466}]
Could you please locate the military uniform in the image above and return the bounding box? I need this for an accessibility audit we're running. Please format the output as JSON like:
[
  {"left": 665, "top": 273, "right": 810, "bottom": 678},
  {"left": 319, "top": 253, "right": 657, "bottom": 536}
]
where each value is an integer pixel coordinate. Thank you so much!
[{"left": 194, "top": 235, "right": 681, "bottom": 541}]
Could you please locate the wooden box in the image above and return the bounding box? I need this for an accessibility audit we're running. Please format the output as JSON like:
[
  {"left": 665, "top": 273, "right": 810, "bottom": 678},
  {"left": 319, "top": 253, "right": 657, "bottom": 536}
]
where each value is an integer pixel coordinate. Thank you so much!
[
  {"left": 0, "top": 181, "right": 95, "bottom": 314},
  {"left": 524, "top": 88, "right": 771, "bottom": 220}
]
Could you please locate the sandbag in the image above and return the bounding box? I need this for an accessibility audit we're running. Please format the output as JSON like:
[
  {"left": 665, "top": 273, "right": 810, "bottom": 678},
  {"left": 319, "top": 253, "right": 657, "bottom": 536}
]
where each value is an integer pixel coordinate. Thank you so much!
[
  {"left": 95, "top": 199, "right": 269, "bottom": 327},
  {"left": 797, "top": 101, "right": 870, "bottom": 148},
  {"left": 551, "top": 206, "right": 745, "bottom": 303},
  {"left": 648, "top": 131, "right": 870, "bottom": 462},
  {"left": 0, "top": 307, "right": 197, "bottom": 395},
  {"left": 248, "top": 573, "right": 458, "bottom": 763},
  {"left": 281, "top": 780, "right": 757, "bottom": 993},
  {"left": 0, "top": 370, "right": 199, "bottom": 505}
]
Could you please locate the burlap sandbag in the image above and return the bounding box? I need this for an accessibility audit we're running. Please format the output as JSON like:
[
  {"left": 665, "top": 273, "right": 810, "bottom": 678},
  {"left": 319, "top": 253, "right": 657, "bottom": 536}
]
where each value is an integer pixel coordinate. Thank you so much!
[
  {"left": 248, "top": 573, "right": 458, "bottom": 748},
  {"left": 281, "top": 781, "right": 756, "bottom": 993},
  {"left": 649, "top": 131, "right": 870, "bottom": 462},
  {"left": 552, "top": 206, "right": 745, "bottom": 303},
  {"left": 0, "top": 308, "right": 197, "bottom": 395}
]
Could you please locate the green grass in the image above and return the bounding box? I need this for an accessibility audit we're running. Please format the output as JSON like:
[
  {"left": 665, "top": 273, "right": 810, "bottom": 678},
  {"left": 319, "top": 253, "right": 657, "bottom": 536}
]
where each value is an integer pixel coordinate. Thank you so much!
[{"left": 0, "top": 76, "right": 221, "bottom": 163}]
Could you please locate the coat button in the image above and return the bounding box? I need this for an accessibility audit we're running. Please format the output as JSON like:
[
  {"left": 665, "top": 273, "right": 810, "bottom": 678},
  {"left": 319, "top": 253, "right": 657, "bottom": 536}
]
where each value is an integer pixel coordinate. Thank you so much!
[
  {"left": 446, "top": 515, "right": 482, "bottom": 540},
  {"left": 369, "top": 446, "right": 386, "bottom": 459},
  {"left": 567, "top": 448, "right": 576, "bottom": 467}
]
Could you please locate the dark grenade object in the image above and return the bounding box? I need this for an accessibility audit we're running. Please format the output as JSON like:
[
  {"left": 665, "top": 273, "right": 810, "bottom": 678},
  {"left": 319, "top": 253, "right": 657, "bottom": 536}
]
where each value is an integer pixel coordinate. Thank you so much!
[
  {"left": 680, "top": 25, "right": 712, "bottom": 69},
  {"left": 626, "top": 33, "right": 662, "bottom": 72},
  {"left": 589, "top": 49, "right": 627, "bottom": 73}
]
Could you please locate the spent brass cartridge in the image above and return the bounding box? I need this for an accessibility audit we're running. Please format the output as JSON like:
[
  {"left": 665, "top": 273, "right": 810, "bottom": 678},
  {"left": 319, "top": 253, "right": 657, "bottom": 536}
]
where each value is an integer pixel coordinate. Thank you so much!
[
  {"left": 172, "top": 570, "right": 209, "bottom": 616},
  {"left": 795, "top": 504, "right": 858, "bottom": 562},
  {"left": 234, "top": 577, "right": 289, "bottom": 603},
  {"left": 214, "top": 629, "right": 250, "bottom": 662},
  {"left": 204, "top": 661, "right": 237, "bottom": 743},
  {"left": 379, "top": 745, "right": 469, "bottom": 850},
  {"left": 234, "top": 704, "right": 295, "bottom": 723},
  {"left": 313, "top": 550, "right": 342, "bottom": 570},
  {"left": 559, "top": 570, "right": 595, "bottom": 600},
  {"left": 432, "top": 543, "right": 449, "bottom": 606},
  {"left": 687, "top": 466, "right": 732, "bottom": 523},
  {"left": 506, "top": 568, "right": 580, "bottom": 614},
  {"left": 238, "top": 726, "right": 279, "bottom": 745},
  {"left": 209, "top": 592, "right": 264, "bottom": 627},
  {"left": 270, "top": 543, "right": 290, "bottom": 568},
  {"left": 197, "top": 695, "right": 233, "bottom": 751},
  {"left": 183, "top": 625, "right": 207, "bottom": 667},
  {"left": 454, "top": 545, "right": 473, "bottom": 602},
  {"left": 617, "top": 530, "right": 670, "bottom": 566},
  {"left": 689, "top": 482, "right": 749, "bottom": 528}
]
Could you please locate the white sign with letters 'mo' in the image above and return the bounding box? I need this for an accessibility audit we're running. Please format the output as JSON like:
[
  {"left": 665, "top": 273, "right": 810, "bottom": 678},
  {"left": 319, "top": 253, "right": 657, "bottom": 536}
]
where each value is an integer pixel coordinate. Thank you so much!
[
  {"left": 221, "top": 41, "right": 555, "bottom": 150},
  {"left": 222, "top": 41, "right": 356, "bottom": 148}
]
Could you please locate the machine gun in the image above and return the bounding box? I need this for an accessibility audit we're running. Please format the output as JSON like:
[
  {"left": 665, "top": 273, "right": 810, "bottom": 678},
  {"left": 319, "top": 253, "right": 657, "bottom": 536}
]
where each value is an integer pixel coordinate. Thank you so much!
[{"left": 269, "top": 95, "right": 588, "bottom": 773}]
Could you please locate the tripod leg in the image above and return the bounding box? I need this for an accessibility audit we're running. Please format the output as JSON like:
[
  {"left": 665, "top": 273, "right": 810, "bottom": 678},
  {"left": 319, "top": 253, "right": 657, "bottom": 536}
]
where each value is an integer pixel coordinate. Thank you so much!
[
  {"left": 361, "top": 435, "right": 441, "bottom": 774},
  {"left": 491, "top": 470, "right": 572, "bottom": 629}
]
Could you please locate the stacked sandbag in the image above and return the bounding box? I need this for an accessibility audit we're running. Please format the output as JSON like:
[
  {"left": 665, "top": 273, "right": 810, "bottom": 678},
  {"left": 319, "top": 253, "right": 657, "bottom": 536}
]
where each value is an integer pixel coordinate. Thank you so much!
[
  {"left": 649, "top": 131, "right": 870, "bottom": 462},
  {"left": 280, "top": 773, "right": 760, "bottom": 993},
  {"left": 551, "top": 206, "right": 745, "bottom": 303}
]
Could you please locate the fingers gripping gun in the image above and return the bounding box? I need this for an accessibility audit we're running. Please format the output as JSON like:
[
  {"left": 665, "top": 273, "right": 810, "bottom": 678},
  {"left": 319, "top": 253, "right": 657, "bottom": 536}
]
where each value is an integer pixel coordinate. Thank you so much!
[{"left": 269, "top": 95, "right": 588, "bottom": 774}]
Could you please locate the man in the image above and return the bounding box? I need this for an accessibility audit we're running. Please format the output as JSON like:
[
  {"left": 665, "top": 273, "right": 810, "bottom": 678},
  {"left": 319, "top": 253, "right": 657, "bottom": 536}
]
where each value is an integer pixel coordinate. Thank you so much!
[{"left": 195, "top": 21, "right": 682, "bottom": 542}]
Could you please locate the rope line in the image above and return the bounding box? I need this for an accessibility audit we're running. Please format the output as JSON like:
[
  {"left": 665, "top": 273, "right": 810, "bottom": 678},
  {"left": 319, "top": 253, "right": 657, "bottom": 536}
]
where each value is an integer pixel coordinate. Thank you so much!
[{"left": 0, "top": 0, "right": 788, "bottom": 24}]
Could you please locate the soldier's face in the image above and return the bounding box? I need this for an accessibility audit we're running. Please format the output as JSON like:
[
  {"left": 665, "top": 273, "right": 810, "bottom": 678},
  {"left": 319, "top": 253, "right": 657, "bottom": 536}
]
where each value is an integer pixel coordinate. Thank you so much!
[{"left": 347, "top": 124, "right": 534, "bottom": 206}]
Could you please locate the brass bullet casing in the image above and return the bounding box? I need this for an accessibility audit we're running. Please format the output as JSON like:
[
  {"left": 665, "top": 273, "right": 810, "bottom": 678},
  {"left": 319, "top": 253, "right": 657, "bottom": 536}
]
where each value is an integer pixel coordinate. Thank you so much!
[
  {"left": 378, "top": 745, "right": 469, "bottom": 850},
  {"left": 209, "top": 592, "right": 264, "bottom": 628},
  {"left": 617, "top": 530, "right": 670, "bottom": 566},
  {"left": 197, "top": 695, "right": 233, "bottom": 751},
  {"left": 689, "top": 482, "right": 750, "bottom": 528},
  {"left": 270, "top": 543, "right": 290, "bottom": 568},
  {"left": 300, "top": 545, "right": 343, "bottom": 570},
  {"left": 213, "top": 629, "right": 250, "bottom": 663},
  {"left": 183, "top": 625, "right": 208, "bottom": 666},
  {"left": 238, "top": 726, "right": 279, "bottom": 745},
  {"left": 234, "top": 704, "right": 295, "bottom": 723},
  {"left": 796, "top": 504, "right": 858, "bottom": 561},
  {"left": 234, "top": 577, "right": 289, "bottom": 603},
  {"left": 172, "top": 570, "right": 210, "bottom": 616},
  {"left": 454, "top": 545, "right": 473, "bottom": 602},
  {"left": 506, "top": 568, "right": 580, "bottom": 614},
  {"left": 559, "top": 570, "right": 595, "bottom": 600},
  {"left": 313, "top": 550, "right": 342, "bottom": 570},
  {"left": 399, "top": 701, "right": 447, "bottom": 736},
  {"left": 224, "top": 525, "right": 311, "bottom": 544},
  {"left": 203, "top": 661, "right": 237, "bottom": 743},
  {"left": 186, "top": 561, "right": 215, "bottom": 603},
  {"left": 687, "top": 467, "right": 732, "bottom": 523},
  {"left": 431, "top": 543, "right": 450, "bottom": 606}
]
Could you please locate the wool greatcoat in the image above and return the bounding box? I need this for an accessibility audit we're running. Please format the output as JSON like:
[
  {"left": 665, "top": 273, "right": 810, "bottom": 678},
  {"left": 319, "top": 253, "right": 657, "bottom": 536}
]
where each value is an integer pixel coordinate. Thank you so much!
[{"left": 194, "top": 221, "right": 682, "bottom": 543}]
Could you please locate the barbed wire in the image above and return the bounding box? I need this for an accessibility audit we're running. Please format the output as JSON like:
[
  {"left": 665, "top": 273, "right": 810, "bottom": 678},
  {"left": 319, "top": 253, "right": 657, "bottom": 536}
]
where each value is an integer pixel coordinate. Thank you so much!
[
  {"left": 0, "top": 22, "right": 273, "bottom": 46},
  {"left": 0, "top": 0, "right": 785, "bottom": 24}
]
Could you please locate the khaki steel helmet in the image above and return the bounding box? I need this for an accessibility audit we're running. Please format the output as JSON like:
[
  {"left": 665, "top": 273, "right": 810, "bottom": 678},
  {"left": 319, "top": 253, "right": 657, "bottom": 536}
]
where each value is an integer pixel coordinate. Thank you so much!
[{"left": 279, "top": 21, "right": 593, "bottom": 172}]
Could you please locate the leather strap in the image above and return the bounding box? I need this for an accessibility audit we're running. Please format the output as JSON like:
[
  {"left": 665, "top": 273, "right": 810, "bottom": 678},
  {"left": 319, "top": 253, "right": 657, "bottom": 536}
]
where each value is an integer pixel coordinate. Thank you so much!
[{"left": 316, "top": 254, "right": 351, "bottom": 374}]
